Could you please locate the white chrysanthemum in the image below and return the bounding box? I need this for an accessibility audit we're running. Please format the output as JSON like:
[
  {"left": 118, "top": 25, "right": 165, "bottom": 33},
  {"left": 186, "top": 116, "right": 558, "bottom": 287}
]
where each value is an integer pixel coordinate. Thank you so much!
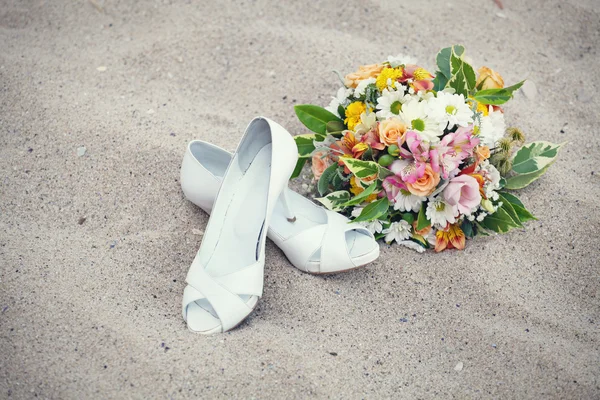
[
  {"left": 478, "top": 106, "right": 506, "bottom": 147},
  {"left": 376, "top": 88, "right": 410, "bottom": 120},
  {"left": 388, "top": 54, "right": 418, "bottom": 68},
  {"left": 427, "top": 91, "right": 473, "bottom": 129},
  {"left": 354, "top": 111, "right": 377, "bottom": 136},
  {"left": 394, "top": 189, "right": 424, "bottom": 212},
  {"left": 354, "top": 77, "right": 377, "bottom": 98},
  {"left": 398, "top": 99, "right": 443, "bottom": 143},
  {"left": 479, "top": 160, "right": 501, "bottom": 198},
  {"left": 351, "top": 207, "right": 384, "bottom": 234},
  {"left": 397, "top": 240, "right": 426, "bottom": 253},
  {"left": 325, "top": 87, "right": 353, "bottom": 118},
  {"left": 426, "top": 197, "right": 458, "bottom": 228},
  {"left": 382, "top": 220, "right": 412, "bottom": 244}
]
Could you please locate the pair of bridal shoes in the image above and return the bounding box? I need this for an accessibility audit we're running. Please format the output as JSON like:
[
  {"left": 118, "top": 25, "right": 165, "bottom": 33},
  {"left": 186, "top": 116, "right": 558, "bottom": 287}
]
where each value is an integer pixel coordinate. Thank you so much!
[{"left": 180, "top": 117, "right": 380, "bottom": 334}]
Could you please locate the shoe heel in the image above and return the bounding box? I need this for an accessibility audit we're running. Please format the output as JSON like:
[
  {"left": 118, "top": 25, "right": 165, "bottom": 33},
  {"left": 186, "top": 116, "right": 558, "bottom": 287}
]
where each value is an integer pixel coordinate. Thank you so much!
[{"left": 280, "top": 189, "right": 297, "bottom": 223}]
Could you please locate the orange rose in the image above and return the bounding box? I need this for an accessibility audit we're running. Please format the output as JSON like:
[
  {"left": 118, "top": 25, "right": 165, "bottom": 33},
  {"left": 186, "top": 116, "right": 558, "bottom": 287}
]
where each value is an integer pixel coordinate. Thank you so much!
[
  {"left": 475, "top": 145, "right": 490, "bottom": 161},
  {"left": 311, "top": 150, "right": 331, "bottom": 180},
  {"left": 378, "top": 118, "right": 408, "bottom": 146},
  {"left": 406, "top": 164, "right": 440, "bottom": 196},
  {"left": 344, "top": 64, "right": 384, "bottom": 88},
  {"left": 476, "top": 66, "right": 504, "bottom": 90}
]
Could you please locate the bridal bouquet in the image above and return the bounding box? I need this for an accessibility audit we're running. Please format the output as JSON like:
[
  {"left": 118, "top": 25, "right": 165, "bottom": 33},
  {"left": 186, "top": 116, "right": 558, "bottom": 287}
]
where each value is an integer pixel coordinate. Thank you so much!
[{"left": 292, "top": 45, "right": 562, "bottom": 252}]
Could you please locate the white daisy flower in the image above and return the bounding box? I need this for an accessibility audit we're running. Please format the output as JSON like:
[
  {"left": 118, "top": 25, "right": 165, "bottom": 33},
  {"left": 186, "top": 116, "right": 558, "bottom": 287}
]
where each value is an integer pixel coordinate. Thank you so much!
[
  {"left": 388, "top": 54, "right": 418, "bottom": 68},
  {"left": 397, "top": 240, "right": 426, "bottom": 253},
  {"left": 354, "top": 77, "right": 377, "bottom": 97},
  {"left": 394, "top": 189, "right": 424, "bottom": 212},
  {"left": 382, "top": 220, "right": 412, "bottom": 244},
  {"left": 325, "top": 87, "right": 353, "bottom": 118},
  {"left": 398, "top": 99, "right": 443, "bottom": 143},
  {"left": 351, "top": 206, "right": 384, "bottom": 234},
  {"left": 427, "top": 91, "right": 473, "bottom": 129},
  {"left": 376, "top": 88, "right": 410, "bottom": 120},
  {"left": 478, "top": 106, "right": 506, "bottom": 147},
  {"left": 426, "top": 196, "right": 458, "bottom": 228}
]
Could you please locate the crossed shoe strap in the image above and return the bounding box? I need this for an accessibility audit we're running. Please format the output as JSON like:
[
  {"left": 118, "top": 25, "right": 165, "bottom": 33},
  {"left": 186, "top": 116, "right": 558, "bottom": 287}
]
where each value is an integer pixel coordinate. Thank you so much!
[
  {"left": 282, "top": 210, "right": 370, "bottom": 273},
  {"left": 183, "top": 256, "right": 264, "bottom": 332}
]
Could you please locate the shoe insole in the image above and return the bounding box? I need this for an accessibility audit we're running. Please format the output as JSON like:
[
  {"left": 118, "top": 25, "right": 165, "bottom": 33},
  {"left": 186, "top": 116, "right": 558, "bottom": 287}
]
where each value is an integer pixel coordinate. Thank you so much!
[{"left": 269, "top": 189, "right": 377, "bottom": 263}]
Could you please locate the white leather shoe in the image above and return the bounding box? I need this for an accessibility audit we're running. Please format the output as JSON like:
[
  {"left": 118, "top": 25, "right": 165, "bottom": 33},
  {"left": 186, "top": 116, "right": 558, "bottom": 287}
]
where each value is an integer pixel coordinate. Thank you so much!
[
  {"left": 181, "top": 140, "right": 380, "bottom": 275},
  {"left": 182, "top": 117, "right": 297, "bottom": 334}
]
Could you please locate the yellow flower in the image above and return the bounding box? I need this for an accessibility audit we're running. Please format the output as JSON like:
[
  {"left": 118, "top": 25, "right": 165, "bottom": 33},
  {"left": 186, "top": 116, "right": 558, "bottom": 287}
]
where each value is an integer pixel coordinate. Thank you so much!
[
  {"left": 350, "top": 176, "right": 378, "bottom": 202},
  {"left": 412, "top": 67, "right": 433, "bottom": 81},
  {"left": 476, "top": 66, "right": 504, "bottom": 90},
  {"left": 476, "top": 101, "right": 489, "bottom": 116},
  {"left": 344, "top": 101, "right": 367, "bottom": 131},
  {"left": 375, "top": 67, "right": 404, "bottom": 91}
]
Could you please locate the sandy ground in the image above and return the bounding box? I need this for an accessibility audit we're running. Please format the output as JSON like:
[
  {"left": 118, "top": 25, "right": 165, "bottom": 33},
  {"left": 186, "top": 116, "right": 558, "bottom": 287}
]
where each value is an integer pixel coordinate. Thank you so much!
[{"left": 1, "top": 0, "right": 599, "bottom": 398}]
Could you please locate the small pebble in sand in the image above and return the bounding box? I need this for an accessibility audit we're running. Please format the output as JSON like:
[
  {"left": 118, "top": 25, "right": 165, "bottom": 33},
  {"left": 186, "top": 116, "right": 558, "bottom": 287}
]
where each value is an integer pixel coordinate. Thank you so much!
[
  {"left": 521, "top": 81, "right": 537, "bottom": 99},
  {"left": 96, "top": 66, "right": 107, "bottom": 72},
  {"left": 147, "top": 109, "right": 155, "bottom": 114},
  {"left": 454, "top": 362, "right": 464, "bottom": 371},
  {"left": 78, "top": 217, "right": 87, "bottom": 225},
  {"left": 192, "top": 229, "right": 204, "bottom": 236},
  {"left": 77, "top": 146, "right": 87, "bottom": 157}
]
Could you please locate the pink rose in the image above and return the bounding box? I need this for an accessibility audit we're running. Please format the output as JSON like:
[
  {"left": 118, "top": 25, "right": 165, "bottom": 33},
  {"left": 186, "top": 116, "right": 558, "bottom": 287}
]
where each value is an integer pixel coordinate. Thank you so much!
[
  {"left": 443, "top": 175, "right": 481, "bottom": 215},
  {"left": 311, "top": 150, "right": 331, "bottom": 180}
]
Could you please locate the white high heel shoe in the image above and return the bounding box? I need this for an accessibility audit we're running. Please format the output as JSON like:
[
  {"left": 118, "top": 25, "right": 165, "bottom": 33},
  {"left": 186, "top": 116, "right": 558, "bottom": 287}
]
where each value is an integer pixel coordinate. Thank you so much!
[
  {"left": 181, "top": 141, "right": 380, "bottom": 275},
  {"left": 182, "top": 117, "right": 297, "bottom": 334}
]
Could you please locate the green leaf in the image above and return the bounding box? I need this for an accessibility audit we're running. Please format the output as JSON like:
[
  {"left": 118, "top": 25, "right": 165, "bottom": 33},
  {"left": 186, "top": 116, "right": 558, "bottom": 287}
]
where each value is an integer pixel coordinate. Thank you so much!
[
  {"left": 293, "top": 134, "right": 316, "bottom": 157},
  {"left": 472, "top": 81, "right": 525, "bottom": 105},
  {"left": 317, "top": 163, "right": 339, "bottom": 196},
  {"left": 364, "top": 83, "right": 379, "bottom": 105},
  {"left": 326, "top": 120, "right": 346, "bottom": 135},
  {"left": 504, "top": 164, "right": 551, "bottom": 190},
  {"left": 337, "top": 104, "right": 346, "bottom": 120},
  {"left": 341, "top": 158, "right": 379, "bottom": 182},
  {"left": 315, "top": 191, "right": 351, "bottom": 211},
  {"left": 401, "top": 213, "right": 415, "bottom": 224},
  {"left": 436, "top": 45, "right": 464, "bottom": 79},
  {"left": 473, "top": 221, "right": 490, "bottom": 236},
  {"left": 377, "top": 165, "right": 395, "bottom": 180},
  {"left": 432, "top": 73, "right": 449, "bottom": 92},
  {"left": 448, "top": 49, "right": 476, "bottom": 97},
  {"left": 498, "top": 191, "right": 524, "bottom": 207},
  {"left": 461, "top": 219, "right": 475, "bottom": 239},
  {"left": 340, "top": 182, "right": 379, "bottom": 207},
  {"left": 511, "top": 141, "right": 563, "bottom": 175},
  {"left": 497, "top": 194, "right": 523, "bottom": 228},
  {"left": 498, "top": 192, "right": 537, "bottom": 222},
  {"left": 480, "top": 207, "right": 520, "bottom": 233},
  {"left": 352, "top": 197, "right": 389, "bottom": 223},
  {"left": 416, "top": 203, "right": 431, "bottom": 231},
  {"left": 290, "top": 158, "right": 307, "bottom": 179},
  {"left": 294, "top": 105, "right": 342, "bottom": 135}
]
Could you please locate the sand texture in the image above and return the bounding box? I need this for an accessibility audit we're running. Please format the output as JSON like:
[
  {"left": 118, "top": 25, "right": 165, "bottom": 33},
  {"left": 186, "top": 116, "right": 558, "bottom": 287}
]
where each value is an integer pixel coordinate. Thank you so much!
[{"left": 1, "top": 0, "right": 599, "bottom": 398}]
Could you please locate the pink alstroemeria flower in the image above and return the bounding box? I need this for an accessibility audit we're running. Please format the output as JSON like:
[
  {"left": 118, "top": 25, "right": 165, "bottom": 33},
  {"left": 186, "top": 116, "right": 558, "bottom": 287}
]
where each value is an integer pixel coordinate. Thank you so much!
[
  {"left": 382, "top": 175, "right": 407, "bottom": 202},
  {"left": 430, "top": 126, "right": 480, "bottom": 179},
  {"left": 400, "top": 65, "right": 435, "bottom": 92},
  {"left": 361, "top": 128, "right": 386, "bottom": 151},
  {"left": 390, "top": 158, "right": 425, "bottom": 184},
  {"left": 443, "top": 175, "right": 482, "bottom": 215}
]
